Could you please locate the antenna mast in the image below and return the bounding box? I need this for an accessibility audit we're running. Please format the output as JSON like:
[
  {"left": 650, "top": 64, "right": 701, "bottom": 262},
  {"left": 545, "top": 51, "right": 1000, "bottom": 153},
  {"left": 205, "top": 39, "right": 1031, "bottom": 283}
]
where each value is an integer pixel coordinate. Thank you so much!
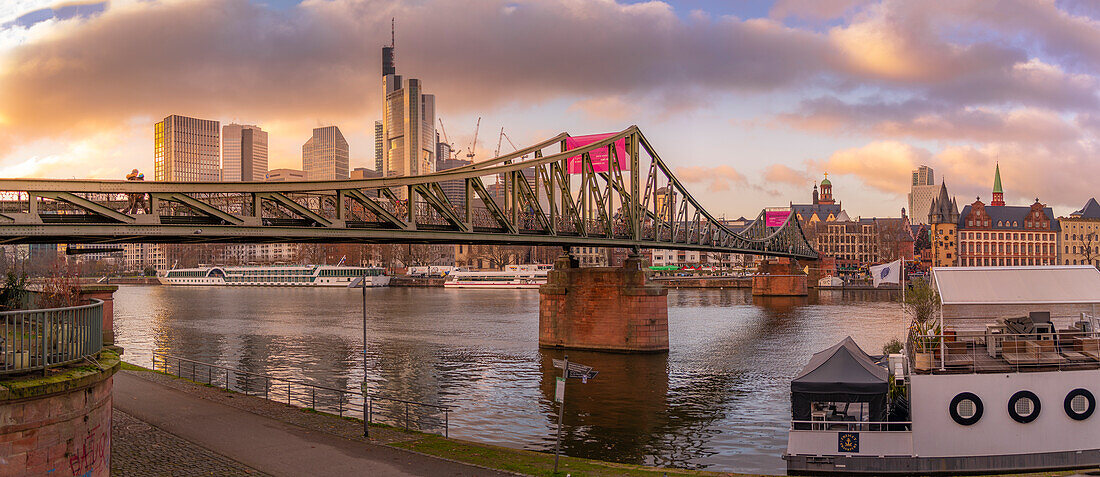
[{"left": 391, "top": 18, "right": 395, "bottom": 47}]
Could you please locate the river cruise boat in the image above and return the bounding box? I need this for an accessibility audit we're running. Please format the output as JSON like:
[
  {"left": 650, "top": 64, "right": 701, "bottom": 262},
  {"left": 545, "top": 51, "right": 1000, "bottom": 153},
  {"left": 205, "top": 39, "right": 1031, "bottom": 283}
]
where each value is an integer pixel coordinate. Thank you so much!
[
  {"left": 158, "top": 265, "right": 391, "bottom": 287},
  {"left": 443, "top": 268, "right": 549, "bottom": 289},
  {"left": 785, "top": 266, "right": 1100, "bottom": 475}
]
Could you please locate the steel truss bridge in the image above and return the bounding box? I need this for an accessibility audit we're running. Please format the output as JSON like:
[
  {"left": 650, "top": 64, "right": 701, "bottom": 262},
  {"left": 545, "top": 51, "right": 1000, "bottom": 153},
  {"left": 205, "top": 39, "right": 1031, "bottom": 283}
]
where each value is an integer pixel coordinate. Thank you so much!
[{"left": 0, "top": 126, "right": 817, "bottom": 259}]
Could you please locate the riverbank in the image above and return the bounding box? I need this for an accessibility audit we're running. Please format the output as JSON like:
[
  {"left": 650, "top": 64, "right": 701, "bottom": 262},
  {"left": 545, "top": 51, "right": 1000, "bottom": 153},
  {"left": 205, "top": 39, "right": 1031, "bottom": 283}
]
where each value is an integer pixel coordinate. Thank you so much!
[
  {"left": 111, "top": 362, "right": 1100, "bottom": 477},
  {"left": 114, "top": 361, "right": 757, "bottom": 476}
]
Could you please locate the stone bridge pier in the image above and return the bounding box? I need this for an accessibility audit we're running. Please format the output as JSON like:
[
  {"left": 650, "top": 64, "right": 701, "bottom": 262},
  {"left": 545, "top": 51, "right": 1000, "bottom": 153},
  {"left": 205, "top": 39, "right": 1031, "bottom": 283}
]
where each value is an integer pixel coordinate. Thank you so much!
[
  {"left": 751, "top": 257, "right": 809, "bottom": 296},
  {"left": 538, "top": 250, "right": 669, "bottom": 353}
]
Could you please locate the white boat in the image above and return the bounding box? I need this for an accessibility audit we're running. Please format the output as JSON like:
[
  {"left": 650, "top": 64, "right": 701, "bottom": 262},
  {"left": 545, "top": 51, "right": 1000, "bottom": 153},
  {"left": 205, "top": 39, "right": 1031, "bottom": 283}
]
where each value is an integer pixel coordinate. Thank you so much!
[
  {"left": 443, "top": 269, "right": 548, "bottom": 289},
  {"left": 785, "top": 266, "right": 1100, "bottom": 475},
  {"left": 158, "top": 265, "right": 391, "bottom": 287},
  {"left": 817, "top": 275, "right": 845, "bottom": 287}
]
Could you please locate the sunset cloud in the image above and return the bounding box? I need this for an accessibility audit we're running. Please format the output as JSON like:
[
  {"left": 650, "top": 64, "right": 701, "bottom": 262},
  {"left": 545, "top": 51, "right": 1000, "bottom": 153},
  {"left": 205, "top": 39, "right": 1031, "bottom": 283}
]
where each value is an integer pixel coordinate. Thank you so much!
[
  {"left": 1, "top": 0, "right": 1099, "bottom": 216},
  {"left": 675, "top": 165, "right": 747, "bottom": 193},
  {"left": 811, "top": 141, "right": 929, "bottom": 195},
  {"left": 780, "top": 99, "right": 1082, "bottom": 143},
  {"left": 763, "top": 164, "right": 811, "bottom": 187}
]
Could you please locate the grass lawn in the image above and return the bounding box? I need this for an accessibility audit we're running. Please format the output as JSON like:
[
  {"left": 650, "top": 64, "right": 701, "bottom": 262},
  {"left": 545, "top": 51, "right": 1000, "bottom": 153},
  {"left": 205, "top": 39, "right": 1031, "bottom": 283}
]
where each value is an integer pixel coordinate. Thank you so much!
[{"left": 390, "top": 434, "right": 760, "bottom": 477}]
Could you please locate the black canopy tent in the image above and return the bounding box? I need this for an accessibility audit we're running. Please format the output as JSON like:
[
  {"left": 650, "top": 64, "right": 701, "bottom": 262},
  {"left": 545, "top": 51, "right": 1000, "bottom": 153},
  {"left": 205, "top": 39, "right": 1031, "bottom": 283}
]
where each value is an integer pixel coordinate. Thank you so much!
[{"left": 791, "top": 336, "right": 889, "bottom": 426}]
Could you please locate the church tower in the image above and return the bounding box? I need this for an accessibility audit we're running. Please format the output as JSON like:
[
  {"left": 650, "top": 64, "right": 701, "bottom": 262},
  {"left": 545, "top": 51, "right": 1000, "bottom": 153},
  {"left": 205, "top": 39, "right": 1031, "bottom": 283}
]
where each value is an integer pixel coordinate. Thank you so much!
[
  {"left": 928, "top": 180, "right": 959, "bottom": 267},
  {"left": 818, "top": 173, "right": 835, "bottom": 205},
  {"left": 991, "top": 163, "right": 1005, "bottom": 206}
]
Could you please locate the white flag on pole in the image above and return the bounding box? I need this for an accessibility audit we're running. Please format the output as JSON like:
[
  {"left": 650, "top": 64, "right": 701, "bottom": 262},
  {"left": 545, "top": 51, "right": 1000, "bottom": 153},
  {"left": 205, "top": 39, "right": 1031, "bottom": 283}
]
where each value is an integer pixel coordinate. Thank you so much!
[{"left": 870, "top": 259, "right": 902, "bottom": 288}]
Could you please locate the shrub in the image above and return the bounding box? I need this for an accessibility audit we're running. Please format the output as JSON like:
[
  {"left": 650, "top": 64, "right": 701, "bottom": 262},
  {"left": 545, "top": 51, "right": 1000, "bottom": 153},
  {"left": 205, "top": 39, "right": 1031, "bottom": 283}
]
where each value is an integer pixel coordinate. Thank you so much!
[
  {"left": 0, "top": 270, "right": 27, "bottom": 311},
  {"left": 38, "top": 263, "right": 81, "bottom": 309}
]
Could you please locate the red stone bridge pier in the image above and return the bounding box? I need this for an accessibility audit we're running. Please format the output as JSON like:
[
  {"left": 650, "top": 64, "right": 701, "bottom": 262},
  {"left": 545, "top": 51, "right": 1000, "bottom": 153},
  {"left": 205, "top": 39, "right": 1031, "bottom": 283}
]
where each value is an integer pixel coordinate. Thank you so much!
[
  {"left": 751, "top": 258, "right": 809, "bottom": 296},
  {"left": 539, "top": 251, "right": 669, "bottom": 353}
]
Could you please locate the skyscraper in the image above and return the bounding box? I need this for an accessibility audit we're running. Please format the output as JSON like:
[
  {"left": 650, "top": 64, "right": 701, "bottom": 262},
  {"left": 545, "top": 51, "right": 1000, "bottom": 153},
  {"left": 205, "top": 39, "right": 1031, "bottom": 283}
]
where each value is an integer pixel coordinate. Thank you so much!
[
  {"left": 154, "top": 114, "right": 220, "bottom": 181},
  {"left": 374, "top": 120, "right": 384, "bottom": 173},
  {"left": 222, "top": 124, "right": 268, "bottom": 182},
  {"left": 436, "top": 157, "right": 472, "bottom": 205},
  {"left": 302, "top": 126, "right": 349, "bottom": 180},
  {"left": 435, "top": 132, "right": 452, "bottom": 170},
  {"left": 908, "top": 165, "right": 938, "bottom": 225},
  {"left": 380, "top": 28, "right": 436, "bottom": 180}
]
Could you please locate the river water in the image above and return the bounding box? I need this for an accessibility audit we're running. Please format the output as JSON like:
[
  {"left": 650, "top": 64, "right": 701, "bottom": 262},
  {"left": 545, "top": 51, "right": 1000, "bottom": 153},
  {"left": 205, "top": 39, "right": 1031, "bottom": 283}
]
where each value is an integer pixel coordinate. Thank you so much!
[{"left": 112, "top": 285, "right": 908, "bottom": 475}]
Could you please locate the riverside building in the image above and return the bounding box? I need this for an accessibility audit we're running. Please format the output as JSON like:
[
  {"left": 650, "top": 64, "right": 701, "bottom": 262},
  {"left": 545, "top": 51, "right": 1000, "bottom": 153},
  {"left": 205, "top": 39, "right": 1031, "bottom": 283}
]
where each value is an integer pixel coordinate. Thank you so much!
[
  {"left": 791, "top": 174, "right": 845, "bottom": 224},
  {"left": 154, "top": 114, "right": 220, "bottom": 182},
  {"left": 957, "top": 166, "right": 1059, "bottom": 266},
  {"left": 302, "top": 126, "right": 349, "bottom": 180},
  {"left": 928, "top": 181, "right": 960, "bottom": 267},
  {"left": 908, "top": 165, "right": 938, "bottom": 225},
  {"left": 221, "top": 124, "right": 268, "bottom": 182},
  {"left": 1060, "top": 198, "right": 1100, "bottom": 267}
]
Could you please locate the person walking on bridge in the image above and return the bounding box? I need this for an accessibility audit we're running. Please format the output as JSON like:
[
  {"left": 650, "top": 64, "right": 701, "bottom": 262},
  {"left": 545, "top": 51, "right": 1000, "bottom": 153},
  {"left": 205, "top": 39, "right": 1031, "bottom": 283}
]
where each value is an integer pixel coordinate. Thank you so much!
[{"left": 125, "top": 169, "right": 146, "bottom": 214}]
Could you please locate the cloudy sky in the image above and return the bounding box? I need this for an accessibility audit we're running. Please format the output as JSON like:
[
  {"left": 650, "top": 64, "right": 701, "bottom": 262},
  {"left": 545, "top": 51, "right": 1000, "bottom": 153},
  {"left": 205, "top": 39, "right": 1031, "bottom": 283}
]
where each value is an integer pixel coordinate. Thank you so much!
[{"left": 1, "top": 0, "right": 1099, "bottom": 219}]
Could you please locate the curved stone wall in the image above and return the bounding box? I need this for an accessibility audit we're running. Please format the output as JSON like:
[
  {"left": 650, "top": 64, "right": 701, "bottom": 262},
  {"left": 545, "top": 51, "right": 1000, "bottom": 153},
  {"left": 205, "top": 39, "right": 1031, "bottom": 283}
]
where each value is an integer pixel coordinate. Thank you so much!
[{"left": 0, "top": 351, "right": 119, "bottom": 476}]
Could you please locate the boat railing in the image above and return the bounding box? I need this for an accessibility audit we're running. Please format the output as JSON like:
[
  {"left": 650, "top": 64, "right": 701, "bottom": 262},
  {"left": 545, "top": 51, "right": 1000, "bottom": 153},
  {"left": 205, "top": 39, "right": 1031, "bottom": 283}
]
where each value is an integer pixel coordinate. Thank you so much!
[
  {"left": 789, "top": 420, "right": 911, "bottom": 432},
  {"left": 151, "top": 352, "right": 451, "bottom": 437},
  {"left": 910, "top": 328, "right": 1100, "bottom": 374}
]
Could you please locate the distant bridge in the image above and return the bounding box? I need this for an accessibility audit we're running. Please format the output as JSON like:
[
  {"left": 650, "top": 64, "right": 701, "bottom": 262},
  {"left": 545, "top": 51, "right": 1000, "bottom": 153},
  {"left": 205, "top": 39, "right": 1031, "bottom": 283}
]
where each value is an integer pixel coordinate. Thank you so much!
[{"left": 0, "top": 126, "right": 817, "bottom": 259}]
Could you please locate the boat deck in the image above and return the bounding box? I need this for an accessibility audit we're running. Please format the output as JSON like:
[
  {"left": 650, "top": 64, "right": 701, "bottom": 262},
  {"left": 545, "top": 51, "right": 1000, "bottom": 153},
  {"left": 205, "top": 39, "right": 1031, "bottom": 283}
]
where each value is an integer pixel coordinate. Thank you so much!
[{"left": 913, "top": 334, "right": 1100, "bottom": 375}]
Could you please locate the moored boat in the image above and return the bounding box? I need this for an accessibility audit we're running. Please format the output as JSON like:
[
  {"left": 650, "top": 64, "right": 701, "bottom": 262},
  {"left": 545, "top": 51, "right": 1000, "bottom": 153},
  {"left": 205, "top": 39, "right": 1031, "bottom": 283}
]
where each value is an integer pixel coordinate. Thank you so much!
[
  {"left": 158, "top": 265, "right": 391, "bottom": 287},
  {"left": 443, "top": 268, "right": 548, "bottom": 289},
  {"left": 786, "top": 265, "right": 1100, "bottom": 475}
]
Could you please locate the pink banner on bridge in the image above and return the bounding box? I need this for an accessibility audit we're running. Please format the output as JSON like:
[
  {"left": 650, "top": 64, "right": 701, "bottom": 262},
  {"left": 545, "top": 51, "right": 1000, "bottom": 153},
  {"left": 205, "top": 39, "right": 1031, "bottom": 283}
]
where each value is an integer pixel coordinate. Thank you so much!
[
  {"left": 765, "top": 210, "right": 791, "bottom": 227},
  {"left": 566, "top": 133, "right": 629, "bottom": 174}
]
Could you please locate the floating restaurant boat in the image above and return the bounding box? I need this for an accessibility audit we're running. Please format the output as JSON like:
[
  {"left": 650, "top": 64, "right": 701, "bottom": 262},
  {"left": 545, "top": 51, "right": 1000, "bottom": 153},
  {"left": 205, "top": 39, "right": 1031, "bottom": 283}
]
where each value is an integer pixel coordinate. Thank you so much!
[
  {"left": 158, "top": 265, "right": 391, "bottom": 287},
  {"left": 785, "top": 265, "right": 1100, "bottom": 475},
  {"left": 443, "top": 266, "right": 550, "bottom": 289}
]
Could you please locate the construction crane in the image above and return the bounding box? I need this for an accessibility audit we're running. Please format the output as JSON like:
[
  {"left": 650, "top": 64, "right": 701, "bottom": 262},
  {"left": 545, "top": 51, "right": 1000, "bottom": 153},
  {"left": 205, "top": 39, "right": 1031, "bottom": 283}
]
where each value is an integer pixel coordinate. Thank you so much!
[
  {"left": 437, "top": 118, "right": 458, "bottom": 160},
  {"left": 501, "top": 131, "right": 527, "bottom": 159},
  {"left": 465, "top": 117, "right": 481, "bottom": 160},
  {"left": 494, "top": 127, "right": 528, "bottom": 160},
  {"left": 494, "top": 127, "right": 505, "bottom": 158}
]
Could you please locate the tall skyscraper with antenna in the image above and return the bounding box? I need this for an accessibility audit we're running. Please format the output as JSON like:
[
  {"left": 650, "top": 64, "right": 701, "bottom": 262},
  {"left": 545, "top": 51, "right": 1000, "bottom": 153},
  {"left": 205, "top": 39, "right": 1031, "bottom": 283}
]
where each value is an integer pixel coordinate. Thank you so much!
[{"left": 379, "top": 20, "right": 436, "bottom": 185}]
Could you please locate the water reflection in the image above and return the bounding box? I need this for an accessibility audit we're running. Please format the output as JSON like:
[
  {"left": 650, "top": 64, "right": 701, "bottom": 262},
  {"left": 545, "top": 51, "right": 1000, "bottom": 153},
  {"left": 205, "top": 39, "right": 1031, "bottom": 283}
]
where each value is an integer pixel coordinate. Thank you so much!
[{"left": 113, "top": 285, "right": 908, "bottom": 475}]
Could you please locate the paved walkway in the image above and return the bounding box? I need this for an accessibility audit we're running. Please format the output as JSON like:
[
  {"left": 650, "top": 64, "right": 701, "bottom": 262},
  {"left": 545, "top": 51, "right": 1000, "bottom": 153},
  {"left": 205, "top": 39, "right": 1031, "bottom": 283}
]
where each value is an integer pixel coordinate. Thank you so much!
[
  {"left": 113, "top": 372, "right": 513, "bottom": 477},
  {"left": 112, "top": 409, "right": 268, "bottom": 476}
]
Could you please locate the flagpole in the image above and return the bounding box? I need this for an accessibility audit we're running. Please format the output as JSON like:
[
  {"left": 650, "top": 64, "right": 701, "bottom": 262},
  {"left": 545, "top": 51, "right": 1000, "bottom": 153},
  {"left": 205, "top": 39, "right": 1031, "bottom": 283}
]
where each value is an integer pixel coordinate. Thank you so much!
[{"left": 901, "top": 257, "right": 906, "bottom": 304}]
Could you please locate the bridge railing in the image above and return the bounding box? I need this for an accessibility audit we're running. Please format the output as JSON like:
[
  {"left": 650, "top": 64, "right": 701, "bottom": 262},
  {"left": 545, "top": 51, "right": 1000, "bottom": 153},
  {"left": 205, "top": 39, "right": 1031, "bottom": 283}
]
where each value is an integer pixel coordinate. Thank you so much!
[
  {"left": 150, "top": 352, "right": 451, "bottom": 437},
  {"left": 0, "top": 126, "right": 819, "bottom": 259},
  {"left": 0, "top": 298, "right": 104, "bottom": 376}
]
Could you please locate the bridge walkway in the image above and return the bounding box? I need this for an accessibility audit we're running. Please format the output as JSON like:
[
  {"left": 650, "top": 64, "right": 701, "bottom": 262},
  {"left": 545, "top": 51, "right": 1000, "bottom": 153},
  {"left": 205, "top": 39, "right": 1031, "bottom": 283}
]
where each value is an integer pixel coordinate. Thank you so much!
[{"left": 112, "top": 371, "right": 511, "bottom": 477}]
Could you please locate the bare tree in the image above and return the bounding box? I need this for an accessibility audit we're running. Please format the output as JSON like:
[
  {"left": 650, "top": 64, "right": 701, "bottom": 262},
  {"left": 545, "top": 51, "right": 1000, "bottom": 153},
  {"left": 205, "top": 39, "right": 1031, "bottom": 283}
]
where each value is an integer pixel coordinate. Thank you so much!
[
  {"left": 876, "top": 219, "right": 904, "bottom": 262},
  {"left": 1084, "top": 233, "right": 1096, "bottom": 267},
  {"left": 471, "top": 245, "right": 527, "bottom": 270},
  {"left": 294, "top": 244, "right": 330, "bottom": 265}
]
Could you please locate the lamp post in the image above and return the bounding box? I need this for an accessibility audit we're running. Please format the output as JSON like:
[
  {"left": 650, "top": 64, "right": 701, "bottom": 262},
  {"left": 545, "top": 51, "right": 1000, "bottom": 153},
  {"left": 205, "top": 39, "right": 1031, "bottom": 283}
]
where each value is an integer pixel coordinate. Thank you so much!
[{"left": 362, "top": 269, "right": 370, "bottom": 438}]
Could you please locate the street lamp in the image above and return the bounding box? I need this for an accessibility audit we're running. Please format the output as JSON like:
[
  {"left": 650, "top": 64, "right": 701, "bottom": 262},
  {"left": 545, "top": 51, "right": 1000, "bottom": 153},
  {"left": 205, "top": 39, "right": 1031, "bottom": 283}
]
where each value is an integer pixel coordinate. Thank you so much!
[{"left": 361, "top": 269, "right": 370, "bottom": 438}]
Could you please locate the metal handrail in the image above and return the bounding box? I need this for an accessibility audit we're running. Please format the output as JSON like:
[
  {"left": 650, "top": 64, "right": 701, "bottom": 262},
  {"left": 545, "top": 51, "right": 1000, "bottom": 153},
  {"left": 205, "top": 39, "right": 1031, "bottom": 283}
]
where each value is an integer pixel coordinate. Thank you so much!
[
  {"left": 0, "top": 298, "right": 104, "bottom": 376},
  {"left": 790, "top": 420, "right": 912, "bottom": 431},
  {"left": 911, "top": 328, "right": 1100, "bottom": 374},
  {"left": 150, "top": 352, "right": 450, "bottom": 436}
]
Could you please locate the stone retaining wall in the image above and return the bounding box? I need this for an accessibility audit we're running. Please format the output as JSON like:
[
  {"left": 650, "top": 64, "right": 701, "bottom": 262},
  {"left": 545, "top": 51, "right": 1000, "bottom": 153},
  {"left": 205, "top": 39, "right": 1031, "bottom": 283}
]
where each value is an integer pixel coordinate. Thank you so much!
[{"left": 0, "top": 352, "right": 119, "bottom": 476}]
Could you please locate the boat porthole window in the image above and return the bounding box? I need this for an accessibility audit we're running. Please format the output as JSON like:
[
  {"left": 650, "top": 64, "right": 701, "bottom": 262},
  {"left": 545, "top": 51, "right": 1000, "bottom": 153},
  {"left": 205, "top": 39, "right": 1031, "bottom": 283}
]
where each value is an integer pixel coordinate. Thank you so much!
[
  {"left": 1009, "top": 390, "right": 1041, "bottom": 423},
  {"left": 1065, "top": 389, "right": 1095, "bottom": 421},
  {"left": 950, "top": 392, "right": 983, "bottom": 425}
]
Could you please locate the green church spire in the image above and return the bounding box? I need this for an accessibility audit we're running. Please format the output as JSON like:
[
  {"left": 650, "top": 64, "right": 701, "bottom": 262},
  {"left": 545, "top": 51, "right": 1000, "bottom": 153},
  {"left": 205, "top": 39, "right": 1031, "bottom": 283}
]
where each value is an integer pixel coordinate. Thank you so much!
[{"left": 993, "top": 162, "right": 1003, "bottom": 194}]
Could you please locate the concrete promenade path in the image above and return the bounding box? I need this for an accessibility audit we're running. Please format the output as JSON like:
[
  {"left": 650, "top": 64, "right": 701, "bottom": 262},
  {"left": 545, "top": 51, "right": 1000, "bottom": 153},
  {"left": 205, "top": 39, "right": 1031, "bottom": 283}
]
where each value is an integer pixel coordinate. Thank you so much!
[{"left": 113, "top": 372, "right": 514, "bottom": 477}]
